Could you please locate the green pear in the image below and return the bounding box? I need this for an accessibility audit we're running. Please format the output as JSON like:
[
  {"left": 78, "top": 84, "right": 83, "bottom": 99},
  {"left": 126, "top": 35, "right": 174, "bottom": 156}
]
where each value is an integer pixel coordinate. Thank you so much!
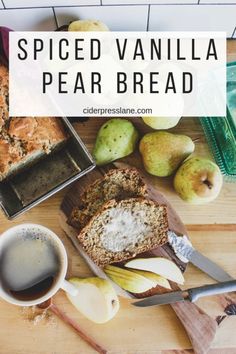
[
  {"left": 68, "top": 20, "right": 109, "bottom": 32},
  {"left": 104, "top": 265, "right": 155, "bottom": 293},
  {"left": 66, "top": 277, "right": 119, "bottom": 323},
  {"left": 93, "top": 119, "right": 139, "bottom": 166},
  {"left": 142, "top": 117, "right": 181, "bottom": 130},
  {"left": 139, "top": 131, "right": 194, "bottom": 177},
  {"left": 174, "top": 157, "right": 223, "bottom": 204}
]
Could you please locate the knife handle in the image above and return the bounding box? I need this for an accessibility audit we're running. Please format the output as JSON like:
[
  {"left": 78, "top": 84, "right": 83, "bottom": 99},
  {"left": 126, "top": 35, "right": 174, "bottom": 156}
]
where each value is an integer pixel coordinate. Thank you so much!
[{"left": 188, "top": 280, "right": 236, "bottom": 302}]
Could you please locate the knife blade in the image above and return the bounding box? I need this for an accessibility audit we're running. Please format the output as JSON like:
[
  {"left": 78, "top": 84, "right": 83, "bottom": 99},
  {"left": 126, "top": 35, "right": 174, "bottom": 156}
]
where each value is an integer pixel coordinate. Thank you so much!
[
  {"left": 133, "top": 280, "right": 236, "bottom": 307},
  {"left": 189, "top": 250, "right": 234, "bottom": 282},
  {"left": 168, "top": 231, "right": 234, "bottom": 282}
]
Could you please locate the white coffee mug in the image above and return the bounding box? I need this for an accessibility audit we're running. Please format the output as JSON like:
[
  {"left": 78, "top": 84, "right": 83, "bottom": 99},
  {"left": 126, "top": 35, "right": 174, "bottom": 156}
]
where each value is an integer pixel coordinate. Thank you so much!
[{"left": 0, "top": 223, "right": 78, "bottom": 306}]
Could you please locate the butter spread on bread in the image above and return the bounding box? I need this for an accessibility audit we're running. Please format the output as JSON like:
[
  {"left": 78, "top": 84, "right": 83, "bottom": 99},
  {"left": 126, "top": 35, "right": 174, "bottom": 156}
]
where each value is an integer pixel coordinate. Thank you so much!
[
  {"left": 77, "top": 198, "right": 168, "bottom": 267},
  {"left": 68, "top": 168, "right": 148, "bottom": 231}
]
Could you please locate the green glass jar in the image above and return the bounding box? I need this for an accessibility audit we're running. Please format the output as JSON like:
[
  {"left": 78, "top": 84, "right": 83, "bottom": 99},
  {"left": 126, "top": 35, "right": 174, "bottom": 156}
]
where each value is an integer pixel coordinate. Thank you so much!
[{"left": 201, "top": 62, "right": 236, "bottom": 181}]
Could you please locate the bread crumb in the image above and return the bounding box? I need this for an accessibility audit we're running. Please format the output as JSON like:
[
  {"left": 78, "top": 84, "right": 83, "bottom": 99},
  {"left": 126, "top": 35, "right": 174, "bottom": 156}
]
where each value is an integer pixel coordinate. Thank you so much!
[{"left": 20, "top": 306, "right": 56, "bottom": 326}]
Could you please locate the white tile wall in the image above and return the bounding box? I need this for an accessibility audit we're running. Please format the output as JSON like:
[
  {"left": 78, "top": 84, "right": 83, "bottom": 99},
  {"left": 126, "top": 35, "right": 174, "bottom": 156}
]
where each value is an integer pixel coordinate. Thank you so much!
[
  {"left": 0, "top": 8, "right": 56, "bottom": 30},
  {"left": 3, "top": 0, "right": 100, "bottom": 8},
  {"left": 55, "top": 5, "right": 149, "bottom": 31},
  {"left": 149, "top": 4, "right": 236, "bottom": 37},
  {"left": 102, "top": 0, "right": 198, "bottom": 4},
  {"left": 0, "top": 1, "right": 235, "bottom": 37},
  {"left": 200, "top": 0, "right": 236, "bottom": 3}
]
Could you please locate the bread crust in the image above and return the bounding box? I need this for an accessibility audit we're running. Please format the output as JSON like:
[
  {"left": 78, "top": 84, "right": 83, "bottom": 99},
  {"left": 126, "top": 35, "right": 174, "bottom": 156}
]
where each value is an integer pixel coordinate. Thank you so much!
[
  {"left": 68, "top": 168, "right": 148, "bottom": 230},
  {"left": 0, "top": 64, "right": 68, "bottom": 181},
  {"left": 0, "top": 64, "right": 9, "bottom": 131},
  {"left": 77, "top": 197, "right": 168, "bottom": 267}
]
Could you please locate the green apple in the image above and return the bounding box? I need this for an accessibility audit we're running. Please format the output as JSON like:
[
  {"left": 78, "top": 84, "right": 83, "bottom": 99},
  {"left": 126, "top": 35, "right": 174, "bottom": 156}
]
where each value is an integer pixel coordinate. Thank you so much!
[
  {"left": 66, "top": 277, "right": 119, "bottom": 323},
  {"left": 68, "top": 20, "right": 109, "bottom": 32},
  {"left": 142, "top": 117, "right": 181, "bottom": 130},
  {"left": 139, "top": 131, "right": 194, "bottom": 177},
  {"left": 104, "top": 265, "right": 156, "bottom": 293},
  {"left": 129, "top": 269, "right": 171, "bottom": 289},
  {"left": 93, "top": 119, "right": 139, "bottom": 165},
  {"left": 174, "top": 157, "right": 223, "bottom": 204},
  {"left": 125, "top": 257, "right": 185, "bottom": 285}
]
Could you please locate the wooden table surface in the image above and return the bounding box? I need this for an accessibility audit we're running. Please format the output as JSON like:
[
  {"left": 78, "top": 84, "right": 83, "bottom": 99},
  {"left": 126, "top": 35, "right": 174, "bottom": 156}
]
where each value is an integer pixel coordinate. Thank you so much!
[{"left": 0, "top": 40, "right": 236, "bottom": 354}]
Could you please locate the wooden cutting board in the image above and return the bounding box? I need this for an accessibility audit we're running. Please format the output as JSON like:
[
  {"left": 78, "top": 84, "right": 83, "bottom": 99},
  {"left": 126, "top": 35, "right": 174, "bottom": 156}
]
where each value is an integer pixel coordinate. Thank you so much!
[
  {"left": 61, "top": 162, "right": 188, "bottom": 275},
  {"left": 1, "top": 116, "right": 236, "bottom": 353},
  {"left": 60, "top": 162, "right": 218, "bottom": 354}
]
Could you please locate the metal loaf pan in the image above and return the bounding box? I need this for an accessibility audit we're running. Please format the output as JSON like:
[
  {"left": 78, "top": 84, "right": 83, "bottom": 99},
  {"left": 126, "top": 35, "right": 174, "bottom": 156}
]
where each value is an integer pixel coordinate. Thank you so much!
[{"left": 0, "top": 118, "right": 95, "bottom": 219}]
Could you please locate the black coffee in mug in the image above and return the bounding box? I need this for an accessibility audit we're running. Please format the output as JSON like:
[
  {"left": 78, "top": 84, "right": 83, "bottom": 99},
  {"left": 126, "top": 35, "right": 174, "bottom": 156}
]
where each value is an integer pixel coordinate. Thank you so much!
[{"left": 0, "top": 229, "right": 61, "bottom": 301}]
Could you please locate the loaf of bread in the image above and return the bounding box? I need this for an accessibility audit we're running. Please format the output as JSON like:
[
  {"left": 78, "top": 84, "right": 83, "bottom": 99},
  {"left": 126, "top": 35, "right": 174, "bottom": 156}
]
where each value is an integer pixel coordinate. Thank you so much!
[
  {"left": 68, "top": 168, "right": 148, "bottom": 230},
  {"left": 0, "top": 64, "right": 68, "bottom": 181},
  {"left": 77, "top": 198, "right": 168, "bottom": 267},
  {"left": 0, "top": 64, "right": 9, "bottom": 131}
]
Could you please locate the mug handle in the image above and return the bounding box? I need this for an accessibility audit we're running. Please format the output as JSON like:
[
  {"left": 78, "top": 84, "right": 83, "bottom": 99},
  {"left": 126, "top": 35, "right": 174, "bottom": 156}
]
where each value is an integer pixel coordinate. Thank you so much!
[{"left": 61, "top": 279, "right": 79, "bottom": 297}]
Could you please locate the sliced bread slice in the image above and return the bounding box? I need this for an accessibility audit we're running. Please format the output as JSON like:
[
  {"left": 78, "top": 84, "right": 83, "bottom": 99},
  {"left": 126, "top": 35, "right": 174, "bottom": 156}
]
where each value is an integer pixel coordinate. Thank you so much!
[
  {"left": 68, "top": 168, "right": 148, "bottom": 231},
  {"left": 77, "top": 198, "right": 168, "bottom": 267}
]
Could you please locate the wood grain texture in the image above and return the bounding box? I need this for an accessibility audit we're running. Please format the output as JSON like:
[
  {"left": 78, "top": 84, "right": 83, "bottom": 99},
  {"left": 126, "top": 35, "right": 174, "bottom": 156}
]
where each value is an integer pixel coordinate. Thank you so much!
[
  {"left": 0, "top": 40, "right": 235, "bottom": 354},
  {"left": 71, "top": 116, "right": 236, "bottom": 226},
  {"left": 0, "top": 229, "right": 236, "bottom": 354},
  {"left": 61, "top": 162, "right": 224, "bottom": 354}
]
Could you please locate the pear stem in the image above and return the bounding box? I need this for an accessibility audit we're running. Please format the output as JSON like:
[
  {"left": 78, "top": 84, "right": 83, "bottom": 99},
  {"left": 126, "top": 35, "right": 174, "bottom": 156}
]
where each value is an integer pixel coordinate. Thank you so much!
[{"left": 192, "top": 138, "right": 200, "bottom": 143}]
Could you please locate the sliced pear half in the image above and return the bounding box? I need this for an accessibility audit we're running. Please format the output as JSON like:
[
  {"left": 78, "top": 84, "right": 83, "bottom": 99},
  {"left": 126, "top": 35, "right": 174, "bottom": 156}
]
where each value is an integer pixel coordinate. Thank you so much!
[
  {"left": 104, "top": 265, "right": 156, "bottom": 293},
  {"left": 66, "top": 277, "right": 119, "bottom": 324},
  {"left": 130, "top": 269, "right": 171, "bottom": 290},
  {"left": 125, "top": 257, "right": 184, "bottom": 285}
]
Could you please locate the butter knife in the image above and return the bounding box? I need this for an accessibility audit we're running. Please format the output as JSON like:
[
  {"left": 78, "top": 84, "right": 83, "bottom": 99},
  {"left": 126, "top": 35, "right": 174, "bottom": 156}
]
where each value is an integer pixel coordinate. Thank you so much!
[
  {"left": 133, "top": 280, "right": 236, "bottom": 307},
  {"left": 168, "top": 231, "right": 234, "bottom": 282}
]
